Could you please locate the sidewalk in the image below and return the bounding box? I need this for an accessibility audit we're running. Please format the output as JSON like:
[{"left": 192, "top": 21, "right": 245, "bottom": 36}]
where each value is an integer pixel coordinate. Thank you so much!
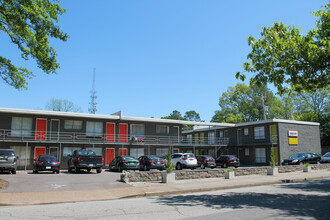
[{"left": 1, "top": 169, "right": 330, "bottom": 206}]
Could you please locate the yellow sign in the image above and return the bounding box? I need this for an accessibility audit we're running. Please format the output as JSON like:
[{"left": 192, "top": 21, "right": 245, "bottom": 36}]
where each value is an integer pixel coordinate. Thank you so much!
[{"left": 289, "top": 138, "right": 298, "bottom": 145}]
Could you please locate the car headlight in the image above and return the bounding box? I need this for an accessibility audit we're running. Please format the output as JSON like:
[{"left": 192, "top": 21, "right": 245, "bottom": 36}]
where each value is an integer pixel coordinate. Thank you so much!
[{"left": 292, "top": 159, "right": 298, "bottom": 163}]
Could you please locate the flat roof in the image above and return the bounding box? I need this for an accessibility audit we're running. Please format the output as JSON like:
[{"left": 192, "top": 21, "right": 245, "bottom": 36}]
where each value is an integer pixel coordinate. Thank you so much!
[
  {"left": 183, "top": 119, "right": 320, "bottom": 133},
  {"left": 0, "top": 108, "right": 235, "bottom": 127}
]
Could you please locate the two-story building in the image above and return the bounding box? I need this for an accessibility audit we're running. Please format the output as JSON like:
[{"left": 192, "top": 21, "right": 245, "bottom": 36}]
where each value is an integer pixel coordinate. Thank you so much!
[
  {"left": 0, "top": 108, "right": 232, "bottom": 170},
  {"left": 183, "top": 119, "right": 321, "bottom": 166}
]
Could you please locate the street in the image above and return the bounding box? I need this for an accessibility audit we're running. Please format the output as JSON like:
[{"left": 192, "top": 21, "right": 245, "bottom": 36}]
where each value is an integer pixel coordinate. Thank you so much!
[{"left": 1, "top": 178, "right": 329, "bottom": 219}]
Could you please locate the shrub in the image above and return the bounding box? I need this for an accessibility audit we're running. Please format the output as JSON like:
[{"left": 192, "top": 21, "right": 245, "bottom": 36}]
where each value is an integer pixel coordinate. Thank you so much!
[{"left": 164, "top": 145, "right": 175, "bottom": 173}]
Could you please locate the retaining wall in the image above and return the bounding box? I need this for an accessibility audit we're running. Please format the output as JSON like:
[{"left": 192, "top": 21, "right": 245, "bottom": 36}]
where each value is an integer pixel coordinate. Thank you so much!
[{"left": 121, "top": 164, "right": 330, "bottom": 182}]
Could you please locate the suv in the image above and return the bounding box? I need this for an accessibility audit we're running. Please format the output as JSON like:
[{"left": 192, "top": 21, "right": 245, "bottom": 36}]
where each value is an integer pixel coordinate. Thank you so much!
[
  {"left": 171, "top": 153, "right": 197, "bottom": 170},
  {"left": 0, "top": 149, "right": 18, "bottom": 174}
]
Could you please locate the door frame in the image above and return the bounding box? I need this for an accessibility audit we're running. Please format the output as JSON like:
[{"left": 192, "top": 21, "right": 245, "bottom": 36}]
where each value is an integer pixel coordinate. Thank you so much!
[
  {"left": 49, "top": 146, "right": 59, "bottom": 159},
  {"left": 50, "top": 119, "right": 60, "bottom": 141}
]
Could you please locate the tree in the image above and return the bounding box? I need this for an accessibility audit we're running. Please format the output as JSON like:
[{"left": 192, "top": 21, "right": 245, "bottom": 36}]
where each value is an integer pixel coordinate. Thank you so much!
[
  {"left": 291, "top": 87, "right": 330, "bottom": 146},
  {"left": 184, "top": 110, "right": 203, "bottom": 122},
  {"left": 236, "top": 1, "right": 330, "bottom": 94},
  {"left": 211, "top": 83, "right": 285, "bottom": 123},
  {"left": 0, "top": 0, "right": 68, "bottom": 89},
  {"left": 46, "top": 98, "right": 82, "bottom": 112},
  {"left": 161, "top": 110, "right": 186, "bottom": 121}
]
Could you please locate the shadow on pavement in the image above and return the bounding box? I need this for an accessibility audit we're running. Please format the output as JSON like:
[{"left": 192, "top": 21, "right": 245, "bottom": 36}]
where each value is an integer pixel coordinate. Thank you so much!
[
  {"left": 156, "top": 179, "right": 330, "bottom": 219},
  {"left": 277, "top": 179, "right": 330, "bottom": 193}
]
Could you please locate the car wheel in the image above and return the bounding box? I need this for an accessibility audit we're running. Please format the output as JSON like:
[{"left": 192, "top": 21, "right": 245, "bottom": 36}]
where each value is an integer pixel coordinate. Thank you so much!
[
  {"left": 299, "top": 162, "right": 303, "bottom": 166},
  {"left": 87, "top": 168, "right": 91, "bottom": 172},
  {"left": 176, "top": 163, "right": 182, "bottom": 170},
  {"left": 75, "top": 166, "right": 80, "bottom": 173},
  {"left": 56, "top": 170, "right": 60, "bottom": 174},
  {"left": 317, "top": 161, "right": 320, "bottom": 165},
  {"left": 11, "top": 169, "right": 16, "bottom": 174},
  {"left": 96, "top": 168, "right": 102, "bottom": 173},
  {"left": 223, "top": 163, "right": 228, "bottom": 168},
  {"left": 201, "top": 164, "right": 205, "bottom": 169},
  {"left": 68, "top": 167, "right": 72, "bottom": 173},
  {"left": 235, "top": 166, "right": 238, "bottom": 168},
  {"left": 143, "top": 165, "right": 149, "bottom": 171},
  {"left": 118, "top": 166, "right": 122, "bottom": 172}
]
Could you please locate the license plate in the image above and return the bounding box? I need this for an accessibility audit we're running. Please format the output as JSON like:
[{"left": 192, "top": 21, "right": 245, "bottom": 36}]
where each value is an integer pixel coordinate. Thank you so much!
[
  {"left": 46, "top": 166, "right": 51, "bottom": 169},
  {"left": 89, "top": 164, "right": 94, "bottom": 167}
]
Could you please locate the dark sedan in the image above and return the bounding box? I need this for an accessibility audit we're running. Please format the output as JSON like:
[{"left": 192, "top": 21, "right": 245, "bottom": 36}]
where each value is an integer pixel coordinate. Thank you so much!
[
  {"left": 138, "top": 155, "right": 165, "bottom": 171},
  {"left": 196, "top": 155, "right": 216, "bottom": 169},
  {"left": 321, "top": 152, "right": 330, "bottom": 163},
  {"left": 109, "top": 156, "right": 140, "bottom": 172},
  {"left": 33, "top": 155, "right": 60, "bottom": 174},
  {"left": 216, "top": 155, "right": 240, "bottom": 168},
  {"left": 281, "top": 153, "right": 321, "bottom": 165}
]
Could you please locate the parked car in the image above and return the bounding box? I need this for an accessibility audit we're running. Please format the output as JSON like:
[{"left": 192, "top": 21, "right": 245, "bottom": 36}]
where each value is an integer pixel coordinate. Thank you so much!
[
  {"left": 171, "top": 153, "right": 197, "bottom": 170},
  {"left": 281, "top": 153, "right": 321, "bottom": 165},
  {"left": 196, "top": 155, "right": 216, "bottom": 169},
  {"left": 138, "top": 155, "right": 165, "bottom": 171},
  {"left": 320, "top": 152, "right": 330, "bottom": 163},
  {"left": 216, "top": 155, "right": 240, "bottom": 168},
  {"left": 0, "top": 149, "right": 18, "bottom": 174},
  {"left": 109, "top": 156, "right": 140, "bottom": 172},
  {"left": 67, "top": 149, "right": 104, "bottom": 173},
  {"left": 33, "top": 155, "right": 60, "bottom": 174}
]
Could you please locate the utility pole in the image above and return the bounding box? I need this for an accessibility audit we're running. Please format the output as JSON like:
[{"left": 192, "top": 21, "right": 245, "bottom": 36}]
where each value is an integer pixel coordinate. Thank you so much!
[{"left": 88, "top": 68, "right": 97, "bottom": 114}]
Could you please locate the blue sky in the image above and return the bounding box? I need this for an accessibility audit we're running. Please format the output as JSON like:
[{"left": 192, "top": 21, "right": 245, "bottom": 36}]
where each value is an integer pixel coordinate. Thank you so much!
[{"left": 1, "top": 0, "right": 327, "bottom": 121}]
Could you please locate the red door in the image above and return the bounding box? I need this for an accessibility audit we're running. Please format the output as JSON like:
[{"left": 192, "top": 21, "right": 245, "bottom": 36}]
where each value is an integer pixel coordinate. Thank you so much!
[
  {"left": 105, "top": 148, "right": 115, "bottom": 166},
  {"left": 106, "top": 123, "right": 115, "bottom": 142},
  {"left": 34, "top": 147, "right": 46, "bottom": 159},
  {"left": 119, "top": 123, "right": 127, "bottom": 142},
  {"left": 119, "top": 148, "right": 127, "bottom": 156},
  {"left": 36, "top": 119, "right": 47, "bottom": 140}
]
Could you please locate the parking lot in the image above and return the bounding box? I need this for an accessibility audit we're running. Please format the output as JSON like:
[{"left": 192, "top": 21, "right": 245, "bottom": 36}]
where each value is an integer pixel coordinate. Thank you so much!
[{"left": 0, "top": 170, "right": 126, "bottom": 193}]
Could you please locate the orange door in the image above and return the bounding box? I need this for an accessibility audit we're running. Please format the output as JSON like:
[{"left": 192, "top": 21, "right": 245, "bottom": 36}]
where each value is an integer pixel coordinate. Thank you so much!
[
  {"left": 119, "top": 124, "right": 127, "bottom": 142},
  {"left": 119, "top": 148, "right": 127, "bottom": 156},
  {"left": 36, "top": 119, "right": 47, "bottom": 140},
  {"left": 106, "top": 148, "right": 115, "bottom": 165},
  {"left": 106, "top": 123, "right": 115, "bottom": 142},
  {"left": 34, "top": 147, "right": 46, "bottom": 159}
]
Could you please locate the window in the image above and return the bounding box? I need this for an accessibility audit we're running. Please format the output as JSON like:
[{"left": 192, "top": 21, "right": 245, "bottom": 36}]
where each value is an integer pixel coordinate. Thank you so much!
[
  {"left": 156, "top": 148, "right": 169, "bottom": 157},
  {"left": 130, "top": 148, "right": 144, "bottom": 158},
  {"left": 245, "top": 148, "right": 250, "bottom": 156},
  {"left": 254, "top": 126, "right": 265, "bottom": 139},
  {"left": 130, "top": 124, "right": 145, "bottom": 139},
  {"left": 156, "top": 125, "right": 169, "bottom": 134},
  {"left": 86, "top": 121, "right": 103, "bottom": 137},
  {"left": 63, "top": 147, "right": 81, "bottom": 157},
  {"left": 187, "top": 134, "right": 192, "bottom": 144},
  {"left": 219, "top": 131, "right": 223, "bottom": 138},
  {"left": 244, "top": 128, "right": 249, "bottom": 135},
  {"left": 64, "top": 120, "right": 83, "bottom": 130},
  {"left": 208, "top": 132, "right": 215, "bottom": 144},
  {"left": 10, "top": 146, "right": 31, "bottom": 166},
  {"left": 255, "top": 148, "right": 266, "bottom": 163},
  {"left": 11, "top": 117, "right": 33, "bottom": 137}
]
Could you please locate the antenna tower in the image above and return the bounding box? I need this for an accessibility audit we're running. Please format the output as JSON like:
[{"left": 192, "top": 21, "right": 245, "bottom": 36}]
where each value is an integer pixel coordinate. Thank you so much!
[{"left": 88, "top": 68, "right": 97, "bottom": 114}]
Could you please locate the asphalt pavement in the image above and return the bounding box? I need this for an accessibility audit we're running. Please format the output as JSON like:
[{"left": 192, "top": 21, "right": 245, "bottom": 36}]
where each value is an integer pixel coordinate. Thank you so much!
[{"left": 0, "top": 169, "right": 330, "bottom": 206}]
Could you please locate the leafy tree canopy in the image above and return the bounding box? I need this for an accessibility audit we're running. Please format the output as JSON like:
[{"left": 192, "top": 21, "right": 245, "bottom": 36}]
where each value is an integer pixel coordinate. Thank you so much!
[
  {"left": 211, "top": 83, "right": 285, "bottom": 123},
  {"left": 236, "top": 1, "right": 330, "bottom": 94},
  {"left": 45, "top": 98, "right": 82, "bottom": 112},
  {"left": 0, "top": 0, "right": 68, "bottom": 89},
  {"left": 161, "top": 110, "right": 187, "bottom": 121}
]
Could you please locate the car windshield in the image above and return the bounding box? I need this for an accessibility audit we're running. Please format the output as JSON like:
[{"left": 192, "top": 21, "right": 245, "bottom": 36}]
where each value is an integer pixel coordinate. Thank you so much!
[
  {"left": 122, "top": 157, "right": 136, "bottom": 161},
  {"left": 77, "top": 150, "right": 96, "bottom": 156},
  {"left": 148, "top": 156, "right": 160, "bottom": 160},
  {"left": 289, "top": 153, "right": 306, "bottom": 159},
  {"left": 0, "top": 150, "right": 15, "bottom": 156},
  {"left": 39, "top": 156, "right": 57, "bottom": 162},
  {"left": 323, "top": 152, "right": 330, "bottom": 157},
  {"left": 228, "top": 156, "right": 237, "bottom": 159}
]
